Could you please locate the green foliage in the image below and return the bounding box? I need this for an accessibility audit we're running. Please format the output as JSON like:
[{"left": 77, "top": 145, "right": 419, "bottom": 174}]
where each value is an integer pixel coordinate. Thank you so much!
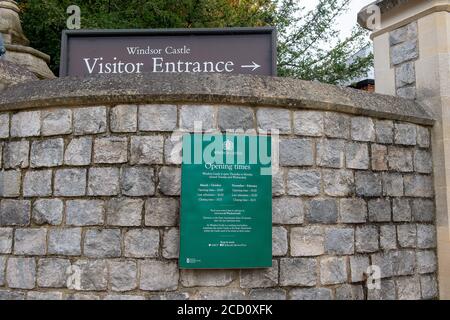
[{"left": 18, "top": 0, "right": 372, "bottom": 84}]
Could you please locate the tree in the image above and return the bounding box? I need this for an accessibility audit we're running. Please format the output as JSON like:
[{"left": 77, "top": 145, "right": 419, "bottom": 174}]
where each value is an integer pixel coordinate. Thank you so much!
[{"left": 18, "top": 0, "right": 372, "bottom": 84}]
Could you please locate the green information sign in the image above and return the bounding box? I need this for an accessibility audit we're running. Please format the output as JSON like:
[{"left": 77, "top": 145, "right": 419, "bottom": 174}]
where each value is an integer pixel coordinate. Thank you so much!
[{"left": 179, "top": 134, "right": 272, "bottom": 269}]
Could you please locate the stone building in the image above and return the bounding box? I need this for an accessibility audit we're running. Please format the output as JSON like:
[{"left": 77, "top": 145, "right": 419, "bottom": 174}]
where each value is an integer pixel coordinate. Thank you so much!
[{"left": 0, "top": 0, "right": 447, "bottom": 300}]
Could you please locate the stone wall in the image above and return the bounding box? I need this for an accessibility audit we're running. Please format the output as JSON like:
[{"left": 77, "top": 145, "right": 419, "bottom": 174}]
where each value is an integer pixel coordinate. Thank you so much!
[
  {"left": 390, "top": 21, "right": 419, "bottom": 99},
  {"left": 0, "top": 74, "right": 438, "bottom": 300}
]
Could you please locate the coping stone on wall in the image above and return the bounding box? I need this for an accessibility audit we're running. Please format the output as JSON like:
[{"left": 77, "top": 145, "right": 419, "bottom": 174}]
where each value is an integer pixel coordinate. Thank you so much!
[{"left": 0, "top": 73, "right": 434, "bottom": 125}]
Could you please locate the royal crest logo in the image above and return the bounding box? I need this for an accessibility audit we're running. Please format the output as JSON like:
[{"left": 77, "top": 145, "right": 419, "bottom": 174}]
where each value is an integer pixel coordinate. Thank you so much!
[{"left": 223, "top": 139, "right": 234, "bottom": 151}]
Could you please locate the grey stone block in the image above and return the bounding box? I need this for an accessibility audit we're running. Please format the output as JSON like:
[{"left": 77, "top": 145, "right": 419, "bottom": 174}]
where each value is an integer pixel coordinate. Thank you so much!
[
  {"left": 375, "top": 120, "right": 394, "bottom": 144},
  {"left": 14, "top": 228, "right": 47, "bottom": 255},
  {"left": 394, "top": 123, "right": 417, "bottom": 146},
  {"left": 159, "top": 167, "right": 181, "bottom": 196},
  {"left": 391, "top": 40, "right": 419, "bottom": 66},
  {"left": 293, "top": 111, "right": 323, "bottom": 136},
  {"left": 164, "top": 134, "right": 183, "bottom": 165},
  {"left": 395, "top": 276, "right": 421, "bottom": 300},
  {"left": 279, "top": 258, "right": 317, "bottom": 287},
  {"left": 93, "top": 137, "right": 128, "bottom": 164},
  {"left": 414, "top": 149, "right": 432, "bottom": 174},
  {"left": 335, "top": 284, "right": 364, "bottom": 300},
  {"left": 323, "top": 112, "right": 350, "bottom": 139},
  {"left": 240, "top": 260, "right": 278, "bottom": 288},
  {"left": 42, "top": 109, "right": 72, "bottom": 136},
  {"left": 272, "top": 226, "right": 288, "bottom": 256},
  {"left": 11, "top": 111, "right": 40, "bottom": 137},
  {"left": 7, "top": 257, "right": 36, "bottom": 289},
  {"left": 397, "top": 86, "right": 416, "bottom": 99},
  {"left": 130, "top": 136, "right": 164, "bottom": 164},
  {"left": 371, "top": 252, "right": 393, "bottom": 278},
  {"left": 391, "top": 250, "right": 416, "bottom": 276},
  {"left": 0, "top": 290, "right": 25, "bottom": 300},
  {"left": 48, "top": 228, "right": 82, "bottom": 256},
  {"left": 27, "top": 292, "right": 63, "bottom": 300},
  {"left": 349, "top": 255, "right": 370, "bottom": 283},
  {"left": 368, "top": 198, "right": 391, "bottom": 222},
  {"left": 307, "top": 198, "right": 338, "bottom": 224},
  {"left": 355, "top": 225, "right": 379, "bottom": 253},
  {"left": 66, "top": 200, "right": 105, "bottom": 226},
  {"left": 110, "top": 105, "right": 137, "bottom": 133},
  {"left": 380, "top": 225, "right": 397, "bottom": 250},
  {"left": 0, "top": 200, "right": 31, "bottom": 226},
  {"left": 272, "top": 168, "right": 286, "bottom": 196},
  {"left": 325, "top": 227, "right": 354, "bottom": 255},
  {"left": 272, "top": 197, "right": 304, "bottom": 224},
  {"left": 124, "top": 229, "right": 159, "bottom": 258},
  {"left": 320, "top": 257, "right": 347, "bottom": 285},
  {"left": 54, "top": 169, "right": 87, "bottom": 197},
  {"left": 287, "top": 169, "right": 320, "bottom": 196},
  {"left": 416, "top": 126, "right": 430, "bottom": 148},
  {"left": 88, "top": 167, "right": 120, "bottom": 196},
  {"left": 140, "top": 260, "right": 179, "bottom": 291},
  {"left": 290, "top": 226, "right": 324, "bottom": 256},
  {"left": 416, "top": 250, "right": 437, "bottom": 274},
  {"left": 346, "top": 142, "right": 369, "bottom": 169},
  {"left": 107, "top": 198, "right": 143, "bottom": 227},
  {"left": 382, "top": 173, "right": 404, "bottom": 197},
  {"left": 0, "top": 170, "right": 21, "bottom": 197},
  {"left": 355, "top": 172, "right": 382, "bottom": 197},
  {"left": 69, "top": 260, "right": 108, "bottom": 291},
  {"left": 37, "top": 258, "right": 71, "bottom": 288},
  {"left": 371, "top": 144, "right": 388, "bottom": 171},
  {"left": 0, "top": 256, "right": 5, "bottom": 286},
  {"left": 64, "top": 137, "right": 92, "bottom": 166},
  {"left": 289, "top": 288, "right": 332, "bottom": 300},
  {"left": 351, "top": 117, "right": 375, "bottom": 142},
  {"left": 32, "top": 199, "right": 63, "bottom": 226},
  {"left": 279, "top": 138, "right": 314, "bottom": 166},
  {"left": 339, "top": 198, "right": 367, "bottom": 223},
  {"left": 108, "top": 260, "right": 138, "bottom": 292},
  {"left": 411, "top": 199, "right": 434, "bottom": 222},
  {"left": 404, "top": 174, "right": 433, "bottom": 197},
  {"left": 139, "top": 104, "right": 178, "bottom": 132},
  {"left": 73, "top": 107, "right": 107, "bottom": 135},
  {"left": 180, "top": 105, "right": 216, "bottom": 131},
  {"left": 421, "top": 274, "right": 438, "bottom": 299},
  {"left": 397, "top": 225, "right": 417, "bottom": 248},
  {"left": 30, "top": 138, "right": 64, "bottom": 168},
  {"left": 181, "top": 269, "right": 236, "bottom": 287},
  {"left": 316, "top": 139, "right": 345, "bottom": 168},
  {"left": 122, "top": 167, "right": 155, "bottom": 196},
  {"left": 23, "top": 170, "right": 52, "bottom": 197},
  {"left": 249, "top": 289, "right": 286, "bottom": 300},
  {"left": 0, "top": 228, "right": 13, "bottom": 253},
  {"left": 367, "top": 279, "right": 396, "bottom": 300},
  {"left": 197, "top": 288, "right": 246, "bottom": 300},
  {"left": 0, "top": 113, "right": 9, "bottom": 138},
  {"left": 145, "top": 198, "right": 179, "bottom": 226},
  {"left": 393, "top": 198, "right": 411, "bottom": 222},
  {"left": 218, "top": 105, "right": 254, "bottom": 131},
  {"left": 3, "top": 140, "right": 29, "bottom": 168},
  {"left": 389, "top": 22, "right": 417, "bottom": 46},
  {"left": 323, "top": 169, "right": 353, "bottom": 197},
  {"left": 395, "top": 62, "right": 415, "bottom": 88},
  {"left": 417, "top": 224, "right": 436, "bottom": 249},
  {"left": 162, "top": 228, "right": 179, "bottom": 259},
  {"left": 257, "top": 108, "right": 291, "bottom": 134},
  {"left": 84, "top": 229, "right": 121, "bottom": 258}
]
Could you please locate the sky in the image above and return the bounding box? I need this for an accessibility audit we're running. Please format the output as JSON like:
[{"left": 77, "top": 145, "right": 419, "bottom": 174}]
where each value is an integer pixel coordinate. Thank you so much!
[{"left": 304, "top": 0, "right": 374, "bottom": 39}]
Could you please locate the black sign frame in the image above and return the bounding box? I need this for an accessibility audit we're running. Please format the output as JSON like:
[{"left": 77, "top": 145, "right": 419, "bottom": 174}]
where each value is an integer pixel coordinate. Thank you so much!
[{"left": 59, "top": 27, "right": 277, "bottom": 77}]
